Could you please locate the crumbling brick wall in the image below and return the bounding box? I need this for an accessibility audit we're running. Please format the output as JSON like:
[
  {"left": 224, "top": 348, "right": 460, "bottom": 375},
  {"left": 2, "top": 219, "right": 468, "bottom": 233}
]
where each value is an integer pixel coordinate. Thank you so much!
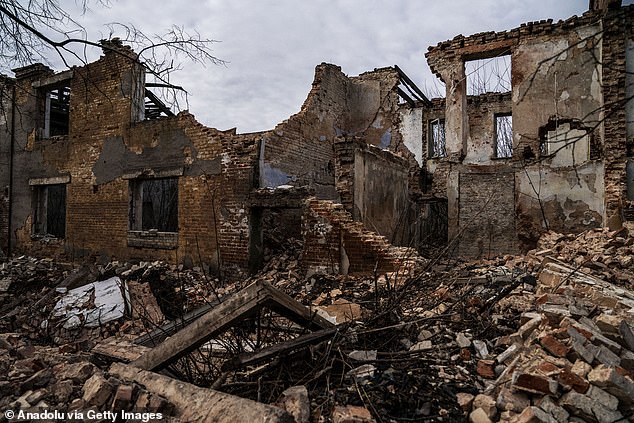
[
  {"left": 3, "top": 43, "right": 259, "bottom": 275},
  {"left": 260, "top": 64, "right": 406, "bottom": 199},
  {"left": 601, "top": 7, "right": 634, "bottom": 221},
  {"left": 334, "top": 136, "right": 412, "bottom": 246},
  {"left": 0, "top": 187, "right": 7, "bottom": 255},
  {"left": 420, "top": 6, "right": 634, "bottom": 255},
  {"left": 301, "top": 198, "right": 418, "bottom": 275}
]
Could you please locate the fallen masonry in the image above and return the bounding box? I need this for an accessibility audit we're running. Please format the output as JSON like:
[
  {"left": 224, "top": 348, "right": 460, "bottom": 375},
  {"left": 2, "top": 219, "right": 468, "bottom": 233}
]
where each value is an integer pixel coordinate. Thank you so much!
[{"left": 0, "top": 227, "right": 633, "bottom": 422}]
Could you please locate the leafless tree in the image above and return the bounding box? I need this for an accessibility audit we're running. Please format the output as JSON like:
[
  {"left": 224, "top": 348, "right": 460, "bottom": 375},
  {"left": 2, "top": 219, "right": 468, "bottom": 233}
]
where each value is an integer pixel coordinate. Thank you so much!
[{"left": 0, "top": 0, "right": 224, "bottom": 108}]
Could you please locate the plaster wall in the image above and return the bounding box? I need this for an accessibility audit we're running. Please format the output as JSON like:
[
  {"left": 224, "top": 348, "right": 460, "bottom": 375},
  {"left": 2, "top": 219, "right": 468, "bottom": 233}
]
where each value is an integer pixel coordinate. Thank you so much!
[
  {"left": 516, "top": 162, "right": 604, "bottom": 248},
  {"left": 399, "top": 107, "right": 423, "bottom": 166}
]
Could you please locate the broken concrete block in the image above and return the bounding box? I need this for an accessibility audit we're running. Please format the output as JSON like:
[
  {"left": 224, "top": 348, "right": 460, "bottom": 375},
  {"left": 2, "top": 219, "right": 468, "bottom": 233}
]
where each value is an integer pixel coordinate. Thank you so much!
[
  {"left": 472, "top": 394, "right": 497, "bottom": 420},
  {"left": 468, "top": 408, "right": 492, "bottom": 423},
  {"left": 25, "top": 388, "right": 47, "bottom": 405},
  {"left": 495, "top": 386, "right": 529, "bottom": 413},
  {"left": 592, "top": 344, "right": 621, "bottom": 367},
  {"left": 456, "top": 392, "right": 474, "bottom": 412},
  {"left": 417, "top": 329, "right": 433, "bottom": 341},
  {"left": 514, "top": 406, "right": 553, "bottom": 423},
  {"left": 133, "top": 391, "right": 151, "bottom": 412},
  {"left": 57, "top": 361, "right": 96, "bottom": 384},
  {"left": 572, "top": 321, "right": 622, "bottom": 354},
  {"left": 52, "top": 379, "right": 74, "bottom": 404},
  {"left": 595, "top": 314, "right": 621, "bottom": 337},
  {"left": 332, "top": 405, "right": 375, "bottom": 423},
  {"left": 276, "top": 386, "right": 310, "bottom": 423},
  {"left": 587, "top": 364, "right": 634, "bottom": 404},
  {"left": 539, "top": 305, "right": 571, "bottom": 325},
  {"left": 619, "top": 320, "right": 634, "bottom": 351},
  {"left": 472, "top": 340, "right": 489, "bottom": 358},
  {"left": 570, "top": 359, "right": 592, "bottom": 378},
  {"left": 82, "top": 373, "right": 113, "bottom": 407},
  {"left": 569, "top": 339, "right": 595, "bottom": 364},
  {"left": 536, "top": 396, "right": 569, "bottom": 423},
  {"left": 518, "top": 316, "right": 543, "bottom": 340},
  {"left": 520, "top": 312, "right": 543, "bottom": 325},
  {"left": 457, "top": 332, "right": 472, "bottom": 348},
  {"left": 111, "top": 384, "right": 134, "bottom": 411},
  {"left": 512, "top": 372, "right": 559, "bottom": 396},
  {"left": 559, "top": 391, "right": 624, "bottom": 423},
  {"left": 620, "top": 348, "right": 634, "bottom": 373},
  {"left": 496, "top": 343, "right": 520, "bottom": 364},
  {"left": 586, "top": 385, "right": 619, "bottom": 411}
]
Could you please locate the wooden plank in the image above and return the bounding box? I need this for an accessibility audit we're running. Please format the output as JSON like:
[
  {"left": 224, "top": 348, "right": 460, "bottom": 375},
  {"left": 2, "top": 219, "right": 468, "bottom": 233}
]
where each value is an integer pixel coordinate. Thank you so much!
[
  {"left": 261, "top": 282, "right": 334, "bottom": 330},
  {"left": 133, "top": 302, "right": 216, "bottom": 347},
  {"left": 222, "top": 327, "right": 338, "bottom": 371},
  {"left": 109, "top": 363, "right": 294, "bottom": 423},
  {"left": 132, "top": 281, "right": 269, "bottom": 370},
  {"left": 132, "top": 281, "right": 334, "bottom": 371}
]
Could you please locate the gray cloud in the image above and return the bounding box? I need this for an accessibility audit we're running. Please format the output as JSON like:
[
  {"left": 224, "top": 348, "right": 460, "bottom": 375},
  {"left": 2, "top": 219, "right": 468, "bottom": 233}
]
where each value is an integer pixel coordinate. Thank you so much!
[{"left": 56, "top": 0, "right": 597, "bottom": 132}]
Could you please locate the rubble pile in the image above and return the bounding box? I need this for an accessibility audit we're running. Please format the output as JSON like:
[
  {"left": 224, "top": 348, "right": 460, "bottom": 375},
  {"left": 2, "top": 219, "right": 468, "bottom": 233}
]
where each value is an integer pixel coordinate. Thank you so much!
[
  {"left": 458, "top": 257, "right": 634, "bottom": 423},
  {"left": 0, "top": 227, "right": 632, "bottom": 422},
  {"left": 0, "top": 333, "right": 177, "bottom": 421},
  {"left": 537, "top": 228, "right": 634, "bottom": 288}
]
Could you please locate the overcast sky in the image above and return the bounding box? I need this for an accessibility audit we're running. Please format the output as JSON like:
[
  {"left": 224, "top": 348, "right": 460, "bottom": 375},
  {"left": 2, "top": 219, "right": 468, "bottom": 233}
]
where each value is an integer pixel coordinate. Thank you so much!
[{"left": 60, "top": 0, "right": 628, "bottom": 133}]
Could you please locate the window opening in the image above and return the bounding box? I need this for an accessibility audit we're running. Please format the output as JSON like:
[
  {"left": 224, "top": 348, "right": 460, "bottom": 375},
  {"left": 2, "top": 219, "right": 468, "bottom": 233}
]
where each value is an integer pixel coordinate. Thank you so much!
[
  {"left": 33, "top": 184, "right": 66, "bottom": 238},
  {"left": 130, "top": 178, "right": 178, "bottom": 232},
  {"left": 466, "top": 54, "right": 511, "bottom": 96},
  {"left": 495, "top": 114, "right": 513, "bottom": 158},
  {"left": 429, "top": 119, "right": 446, "bottom": 158},
  {"left": 42, "top": 85, "right": 70, "bottom": 137}
]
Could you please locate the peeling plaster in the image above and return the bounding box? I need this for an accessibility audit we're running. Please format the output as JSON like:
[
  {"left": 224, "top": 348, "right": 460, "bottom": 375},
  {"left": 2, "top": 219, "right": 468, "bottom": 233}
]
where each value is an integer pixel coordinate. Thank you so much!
[
  {"left": 93, "top": 135, "right": 220, "bottom": 185},
  {"left": 517, "top": 162, "right": 604, "bottom": 235},
  {"left": 379, "top": 129, "right": 392, "bottom": 149}
]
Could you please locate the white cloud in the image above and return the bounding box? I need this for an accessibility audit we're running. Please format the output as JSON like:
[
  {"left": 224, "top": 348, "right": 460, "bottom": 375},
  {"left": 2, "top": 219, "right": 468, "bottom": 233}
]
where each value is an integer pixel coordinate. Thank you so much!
[{"left": 52, "top": 0, "right": 591, "bottom": 132}]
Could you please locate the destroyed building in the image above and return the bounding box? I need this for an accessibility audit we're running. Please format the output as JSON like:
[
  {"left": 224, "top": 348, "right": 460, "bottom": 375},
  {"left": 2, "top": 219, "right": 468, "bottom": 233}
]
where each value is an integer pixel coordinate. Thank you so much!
[
  {"left": 1, "top": 2, "right": 634, "bottom": 423},
  {"left": 403, "top": 0, "right": 634, "bottom": 259},
  {"left": 0, "top": 1, "right": 633, "bottom": 276}
]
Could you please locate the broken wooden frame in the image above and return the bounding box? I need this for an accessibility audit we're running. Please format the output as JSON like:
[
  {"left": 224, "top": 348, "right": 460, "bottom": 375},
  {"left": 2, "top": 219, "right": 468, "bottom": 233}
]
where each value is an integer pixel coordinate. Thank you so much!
[{"left": 132, "top": 280, "right": 334, "bottom": 371}]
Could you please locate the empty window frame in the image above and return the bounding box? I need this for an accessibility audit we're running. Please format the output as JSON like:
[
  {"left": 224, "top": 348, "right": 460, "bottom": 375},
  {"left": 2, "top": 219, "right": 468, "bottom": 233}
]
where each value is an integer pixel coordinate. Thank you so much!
[
  {"left": 465, "top": 54, "right": 511, "bottom": 96},
  {"left": 33, "top": 184, "right": 66, "bottom": 238},
  {"left": 428, "top": 119, "right": 446, "bottom": 158},
  {"left": 495, "top": 113, "right": 513, "bottom": 158},
  {"left": 129, "top": 178, "right": 178, "bottom": 232},
  {"left": 41, "top": 85, "right": 71, "bottom": 137}
]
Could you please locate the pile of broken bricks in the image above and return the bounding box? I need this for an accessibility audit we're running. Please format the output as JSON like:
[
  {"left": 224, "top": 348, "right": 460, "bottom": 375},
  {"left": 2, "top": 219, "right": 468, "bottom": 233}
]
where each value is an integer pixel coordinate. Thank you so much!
[{"left": 462, "top": 257, "right": 634, "bottom": 423}]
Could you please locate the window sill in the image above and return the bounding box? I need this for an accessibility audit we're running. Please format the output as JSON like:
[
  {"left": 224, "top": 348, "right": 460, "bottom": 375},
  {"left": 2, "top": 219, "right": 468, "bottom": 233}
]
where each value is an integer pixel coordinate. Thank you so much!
[
  {"left": 31, "top": 234, "right": 64, "bottom": 243},
  {"left": 38, "top": 135, "right": 69, "bottom": 143},
  {"left": 127, "top": 230, "right": 178, "bottom": 250}
]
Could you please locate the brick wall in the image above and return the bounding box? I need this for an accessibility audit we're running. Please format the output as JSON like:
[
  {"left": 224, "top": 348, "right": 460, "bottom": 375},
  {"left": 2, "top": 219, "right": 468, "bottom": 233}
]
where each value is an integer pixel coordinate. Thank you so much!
[
  {"left": 261, "top": 64, "right": 408, "bottom": 200},
  {"left": 458, "top": 169, "right": 518, "bottom": 258},
  {"left": 4, "top": 44, "right": 259, "bottom": 277},
  {"left": 601, "top": 7, "right": 633, "bottom": 220},
  {"left": 334, "top": 137, "right": 412, "bottom": 245},
  {"left": 301, "top": 198, "right": 419, "bottom": 275}
]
